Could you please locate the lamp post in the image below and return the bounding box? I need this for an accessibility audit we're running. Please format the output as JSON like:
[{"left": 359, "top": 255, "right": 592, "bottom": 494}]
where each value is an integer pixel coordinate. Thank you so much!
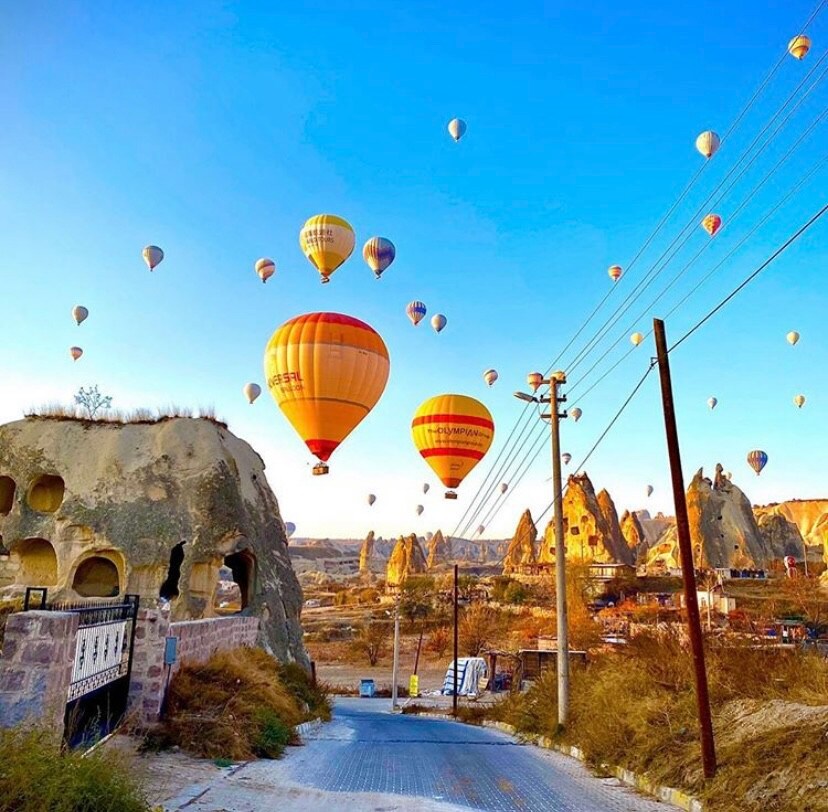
[{"left": 514, "top": 370, "right": 570, "bottom": 727}]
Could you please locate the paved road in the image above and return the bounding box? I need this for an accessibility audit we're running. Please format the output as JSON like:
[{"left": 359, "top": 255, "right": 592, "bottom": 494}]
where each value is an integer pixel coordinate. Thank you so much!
[{"left": 164, "top": 698, "right": 677, "bottom": 811}]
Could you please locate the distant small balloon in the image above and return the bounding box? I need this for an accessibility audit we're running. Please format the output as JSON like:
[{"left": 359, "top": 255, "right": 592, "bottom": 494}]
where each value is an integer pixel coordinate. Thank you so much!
[
  {"left": 416, "top": 504, "right": 424, "bottom": 516},
  {"left": 423, "top": 483, "right": 430, "bottom": 494},
  {"left": 448, "top": 118, "right": 467, "bottom": 142},
  {"left": 431, "top": 314, "right": 447, "bottom": 333},
  {"left": 284, "top": 521, "right": 296, "bottom": 538},
  {"left": 794, "top": 394, "right": 806, "bottom": 409},
  {"left": 70, "top": 346, "right": 83, "bottom": 362},
  {"left": 477, "top": 524, "right": 485, "bottom": 536},
  {"left": 788, "top": 34, "right": 811, "bottom": 60},
  {"left": 747, "top": 449, "right": 768, "bottom": 476},
  {"left": 570, "top": 407, "right": 582, "bottom": 422},
  {"left": 701, "top": 213, "right": 722, "bottom": 236},
  {"left": 562, "top": 453, "right": 572, "bottom": 465},
  {"left": 630, "top": 332, "right": 644, "bottom": 347},
  {"left": 527, "top": 372, "right": 543, "bottom": 392},
  {"left": 787, "top": 331, "right": 800, "bottom": 346},
  {"left": 71, "top": 305, "right": 89, "bottom": 326},
  {"left": 500, "top": 483, "right": 508, "bottom": 494},
  {"left": 608, "top": 265, "right": 623, "bottom": 282},
  {"left": 255, "top": 258, "right": 276, "bottom": 283},
  {"left": 725, "top": 471, "right": 732, "bottom": 480},
  {"left": 483, "top": 369, "right": 498, "bottom": 387},
  {"left": 646, "top": 485, "right": 654, "bottom": 497},
  {"left": 367, "top": 494, "right": 376, "bottom": 507},
  {"left": 243, "top": 383, "right": 262, "bottom": 404},
  {"left": 363, "top": 237, "right": 396, "bottom": 279},
  {"left": 406, "top": 301, "right": 427, "bottom": 326},
  {"left": 695, "top": 131, "right": 721, "bottom": 159},
  {"left": 142, "top": 245, "right": 164, "bottom": 271},
  {"left": 708, "top": 397, "right": 718, "bottom": 410}
]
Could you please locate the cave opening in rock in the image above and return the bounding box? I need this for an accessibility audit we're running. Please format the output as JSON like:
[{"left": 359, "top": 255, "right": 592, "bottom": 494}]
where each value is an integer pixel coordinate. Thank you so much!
[
  {"left": 159, "top": 542, "right": 186, "bottom": 600},
  {"left": 26, "top": 474, "right": 65, "bottom": 513},
  {"left": 15, "top": 538, "right": 58, "bottom": 585},
  {"left": 223, "top": 550, "right": 256, "bottom": 611},
  {"left": 0, "top": 476, "right": 15, "bottom": 515},
  {"left": 72, "top": 556, "right": 120, "bottom": 598}
]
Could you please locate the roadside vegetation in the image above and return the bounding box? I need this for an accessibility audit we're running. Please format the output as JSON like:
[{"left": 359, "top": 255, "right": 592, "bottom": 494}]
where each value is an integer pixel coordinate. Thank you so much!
[
  {"left": 146, "top": 647, "right": 330, "bottom": 761},
  {"left": 0, "top": 727, "right": 150, "bottom": 812}
]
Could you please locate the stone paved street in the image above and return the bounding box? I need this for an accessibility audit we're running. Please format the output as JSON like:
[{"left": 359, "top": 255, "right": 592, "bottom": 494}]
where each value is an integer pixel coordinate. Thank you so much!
[{"left": 162, "top": 698, "right": 679, "bottom": 811}]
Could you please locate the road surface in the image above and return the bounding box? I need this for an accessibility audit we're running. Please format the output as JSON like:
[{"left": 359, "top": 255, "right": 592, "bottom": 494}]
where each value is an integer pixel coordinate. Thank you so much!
[{"left": 162, "top": 698, "right": 678, "bottom": 811}]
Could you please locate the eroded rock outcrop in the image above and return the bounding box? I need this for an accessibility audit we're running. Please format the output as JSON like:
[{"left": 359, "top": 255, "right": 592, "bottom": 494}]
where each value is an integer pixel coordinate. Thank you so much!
[
  {"left": 621, "top": 509, "right": 647, "bottom": 563},
  {"left": 0, "top": 416, "right": 308, "bottom": 666},
  {"left": 427, "top": 529, "right": 451, "bottom": 569},
  {"left": 386, "top": 534, "right": 427, "bottom": 586},
  {"left": 754, "top": 499, "right": 828, "bottom": 565},
  {"left": 359, "top": 531, "right": 375, "bottom": 574},
  {"left": 756, "top": 513, "right": 807, "bottom": 560},
  {"left": 502, "top": 509, "right": 537, "bottom": 573},
  {"left": 597, "top": 489, "right": 634, "bottom": 565}
]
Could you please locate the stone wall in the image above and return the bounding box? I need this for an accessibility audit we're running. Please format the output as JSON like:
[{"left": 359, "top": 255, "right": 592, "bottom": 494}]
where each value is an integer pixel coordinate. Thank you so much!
[{"left": 0, "top": 610, "right": 78, "bottom": 731}]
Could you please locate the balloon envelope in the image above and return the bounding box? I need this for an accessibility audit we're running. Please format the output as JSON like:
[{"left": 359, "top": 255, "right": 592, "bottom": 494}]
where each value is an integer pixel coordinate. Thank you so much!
[
  {"left": 264, "top": 312, "right": 390, "bottom": 464},
  {"left": 608, "top": 265, "right": 623, "bottom": 282},
  {"left": 477, "top": 525, "right": 485, "bottom": 536},
  {"left": 255, "top": 258, "right": 276, "bottom": 283},
  {"left": 411, "top": 394, "right": 494, "bottom": 493},
  {"left": 570, "top": 407, "right": 582, "bottom": 422},
  {"left": 787, "top": 331, "right": 800, "bottom": 346},
  {"left": 527, "top": 372, "right": 543, "bottom": 392},
  {"left": 788, "top": 34, "right": 811, "bottom": 59},
  {"left": 406, "top": 301, "right": 427, "bottom": 326},
  {"left": 794, "top": 394, "right": 806, "bottom": 408},
  {"left": 630, "top": 332, "right": 644, "bottom": 346},
  {"left": 243, "top": 383, "right": 262, "bottom": 404},
  {"left": 362, "top": 237, "right": 396, "bottom": 278},
  {"left": 702, "top": 213, "right": 722, "bottom": 236},
  {"left": 299, "top": 214, "right": 355, "bottom": 284},
  {"left": 483, "top": 369, "right": 498, "bottom": 386},
  {"left": 367, "top": 494, "right": 376, "bottom": 506},
  {"left": 747, "top": 450, "right": 768, "bottom": 475},
  {"left": 284, "top": 522, "right": 296, "bottom": 538},
  {"left": 72, "top": 305, "right": 89, "bottom": 326},
  {"left": 708, "top": 397, "right": 718, "bottom": 410},
  {"left": 423, "top": 483, "right": 430, "bottom": 494},
  {"left": 500, "top": 483, "right": 508, "bottom": 494},
  {"left": 431, "top": 314, "right": 447, "bottom": 333},
  {"left": 447, "top": 118, "right": 467, "bottom": 141},
  {"left": 69, "top": 346, "right": 83, "bottom": 361},
  {"left": 646, "top": 485, "right": 654, "bottom": 497},
  {"left": 142, "top": 245, "right": 164, "bottom": 271},
  {"left": 416, "top": 504, "right": 424, "bottom": 516},
  {"left": 562, "top": 453, "right": 572, "bottom": 465},
  {"left": 695, "top": 131, "right": 721, "bottom": 159}
]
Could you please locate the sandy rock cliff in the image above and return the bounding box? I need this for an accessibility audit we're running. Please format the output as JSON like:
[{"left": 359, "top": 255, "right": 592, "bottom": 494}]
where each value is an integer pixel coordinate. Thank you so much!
[
  {"left": 386, "top": 534, "right": 427, "bottom": 586},
  {"left": 426, "top": 530, "right": 452, "bottom": 569},
  {"left": 502, "top": 509, "right": 537, "bottom": 573},
  {"left": 754, "top": 499, "right": 828, "bottom": 564},
  {"left": 0, "top": 416, "right": 307, "bottom": 666},
  {"left": 620, "top": 509, "right": 647, "bottom": 563}
]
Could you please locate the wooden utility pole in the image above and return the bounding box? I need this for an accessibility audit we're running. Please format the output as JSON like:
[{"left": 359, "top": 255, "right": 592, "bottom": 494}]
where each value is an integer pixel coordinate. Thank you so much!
[
  {"left": 653, "top": 318, "right": 717, "bottom": 779},
  {"left": 453, "top": 563, "right": 459, "bottom": 717}
]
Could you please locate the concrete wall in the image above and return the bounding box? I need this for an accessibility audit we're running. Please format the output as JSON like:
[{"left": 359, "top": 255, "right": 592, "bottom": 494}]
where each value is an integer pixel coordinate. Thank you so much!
[{"left": 0, "top": 611, "right": 78, "bottom": 731}]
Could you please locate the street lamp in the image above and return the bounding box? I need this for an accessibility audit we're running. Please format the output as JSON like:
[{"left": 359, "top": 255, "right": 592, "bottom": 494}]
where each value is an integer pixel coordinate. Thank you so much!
[{"left": 514, "top": 370, "right": 570, "bottom": 727}]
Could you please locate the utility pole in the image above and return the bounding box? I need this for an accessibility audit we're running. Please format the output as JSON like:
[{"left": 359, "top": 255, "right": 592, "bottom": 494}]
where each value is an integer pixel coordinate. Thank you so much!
[
  {"left": 653, "top": 318, "right": 717, "bottom": 779},
  {"left": 453, "top": 563, "right": 459, "bottom": 718},
  {"left": 391, "top": 591, "right": 401, "bottom": 711},
  {"left": 548, "top": 373, "right": 569, "bottom": 728}
]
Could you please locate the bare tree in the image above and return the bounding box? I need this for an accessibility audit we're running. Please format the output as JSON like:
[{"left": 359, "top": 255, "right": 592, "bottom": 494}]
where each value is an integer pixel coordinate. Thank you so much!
[
  {"left": 74, "top": 385, "right": 112, "bottom": 419},
  {"left": 352, "top": 621, "right": 391, "bottom": 666}
]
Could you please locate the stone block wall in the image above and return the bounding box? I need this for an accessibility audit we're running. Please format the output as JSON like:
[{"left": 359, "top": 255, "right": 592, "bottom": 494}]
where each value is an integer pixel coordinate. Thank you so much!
[{"left": 0, "top": 611, "right": 78, "bottom": 732}]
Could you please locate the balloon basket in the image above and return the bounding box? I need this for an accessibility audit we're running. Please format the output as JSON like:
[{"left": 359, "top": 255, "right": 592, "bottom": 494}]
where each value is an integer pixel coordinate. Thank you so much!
[
  {"left": 312, "top": 463, "right": 330, "bottom": 476},
  {"left": 445, "top": 491, "right": 458, "bottom": 500}
]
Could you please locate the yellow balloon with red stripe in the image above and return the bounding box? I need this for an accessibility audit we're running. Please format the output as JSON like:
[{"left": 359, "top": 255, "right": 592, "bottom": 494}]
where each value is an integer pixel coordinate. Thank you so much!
[
  {"left": 264, "top": 312, "right": 390, "bottom": 467},
  {"left": 412, "top": 394, "right": 494, "bottom": 497},
  {"left": 299, "top": 214, "right": 355, "bottom": 284}
]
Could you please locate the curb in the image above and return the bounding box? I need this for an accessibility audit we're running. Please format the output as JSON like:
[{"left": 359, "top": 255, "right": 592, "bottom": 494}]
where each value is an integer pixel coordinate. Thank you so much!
[
  {"left": 296, "top": 718, "right": 323, "bottom": 739},
  {"left": 416, "top": 713, "right": 703, "bottom": 812}
]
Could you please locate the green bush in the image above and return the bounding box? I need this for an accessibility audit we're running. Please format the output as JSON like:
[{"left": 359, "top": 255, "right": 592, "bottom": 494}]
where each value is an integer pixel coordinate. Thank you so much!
[
  {"left": 0, "top": 727, "right": 149, "bottom": 812},
  {"left": 253, "top": 709, "right": 295, "bottom": 758}
]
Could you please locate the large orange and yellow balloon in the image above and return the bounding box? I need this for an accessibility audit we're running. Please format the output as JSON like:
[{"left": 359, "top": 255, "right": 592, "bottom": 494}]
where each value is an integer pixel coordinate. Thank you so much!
[
  {"left": 264, "top": 312, "right": 390, "bottom": 470},
  {"left": 411, "top": 394, "right": 494, "bottom": 497},
  {"left": 299, "top": 214, "right": 355, "bottom": 284}
]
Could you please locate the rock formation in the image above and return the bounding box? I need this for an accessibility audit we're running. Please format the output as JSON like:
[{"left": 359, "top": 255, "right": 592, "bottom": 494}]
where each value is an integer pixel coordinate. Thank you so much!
[
  {"left": 756, "top": 513, "right": 807, "bottom": 560},
  {"left": 754, "top": 499, "right": 828, "bottom": 565},
  {"left": 620, "top": 509, "right": 647, "bottom": 563},
  {"left": 645, "top": 525, "right": 680, "bottom": 572},
  {"left": 426, "top": 529, "right": 451, "bottom": 569},
  {"left": 635, "top": 510, "right": 674, "bottom": 546},
  {"left": 359, "top": 531, "right": 375, "bottom": 574},
  {"left": 0, "top": 416, "right": 308, "bottom": 666},
  {"left": 502, "top": 509, "right": 537, "bottom": 573},
  {"left": 386, "top": 534, "right": 427, "bottom": 586},
  {"left": 596, "top": 489, "right": 634, "bottom": 565}
]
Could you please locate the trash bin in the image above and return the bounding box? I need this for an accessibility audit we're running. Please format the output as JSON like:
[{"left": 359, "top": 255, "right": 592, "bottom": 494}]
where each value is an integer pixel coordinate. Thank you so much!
[{"left": 359, "top": 679, "right": 376, "bottom": 698}]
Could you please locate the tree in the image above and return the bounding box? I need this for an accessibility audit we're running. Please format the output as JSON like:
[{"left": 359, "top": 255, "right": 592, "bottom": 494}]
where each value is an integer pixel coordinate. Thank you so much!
[
  {"left": 351, "top": 621, "right": 391, "bottom": 666},
  {"left": 74, "top": 385, "right": 112, "bottom": 419},
  {"left": 459, "top": 604, "right": 502, "bottom": 656},
  {"left": 426, "top": 625, "right": 452, "bottom": 658}
]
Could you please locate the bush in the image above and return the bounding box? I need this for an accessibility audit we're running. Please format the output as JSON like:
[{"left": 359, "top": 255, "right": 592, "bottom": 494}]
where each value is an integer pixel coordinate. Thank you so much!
[
  {"left": 426, "top": 625, "right": 451, "bottom": 658},
  {"left": 252, "top": 709, "right": 294, "bottom": 758},
  {"left": 0, "top": 727, "right": 149, "bottom": 812},
  {"left": 351, "top": 621, "right": 391, "bottom": 666},
  {"left": 459, "top": 604, "right": 503, "bottom": 656},
  {"left": 503, "top": 581, "right": 530, "bottom": 605}
]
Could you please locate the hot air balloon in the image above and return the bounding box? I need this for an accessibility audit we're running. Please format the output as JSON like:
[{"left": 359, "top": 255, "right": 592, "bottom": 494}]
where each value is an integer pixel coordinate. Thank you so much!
[
  {"left": 69, "top": 346, "right": 83, "bottom": 362},
  {"left": 708, "top": 397, "right": 718, "bottom": 410},
  {"left": 608, "top": 265, "right": 623, "bottom": 282},
  {"left": 646, "top": 485, "right": 654, "bottom": 497},
  {"left": 448, "top": 118, "right": 467, "bottom": 142},
  {"left": 747, "top": 449, "right": 768, "bottom": 476},
  {"left": 142, "top": 245, "right": 164, "bottom": 271},
  {"left": 416, "top": 504, "right": 424, "bottom": 516},
  {"left": 725, "top": 471, "right": 732, "bottom": 480},
  {"left": 412, "top": 394, "right": 494, "bottom": 498},
  {"left": 264, "top": 312, "right": 390, "bottom": 474},
  {"left": 299, "top": 214, "right": 355, "bottom": 284},
  {"left": 794, "top": 394, "right": 806, "bottom": 409},
  {"left": 483, "top": 369, "right": 498, "bottom": 387},
  {"left": 630, "top": 332, "right": 644, "bottom": 347},
  {"left": 477, "top": 524, "right": 485, "bottom": 536},
  {"left": 431, "top": 314, "right": 447, "bottom": 333},
  {"left": 570, "top": 407, "right": 582, "bottom": 422},
  {"left": 787, "top": 331, "right": 800, "bottom": 346},
  {"left": 695, "top": 131, "right": 721, "bottom": 159},
  {"left": 500, "top": 483, "right": 508, "bottom": 494},
  {"left": 562, "top": 453, "right": 572, "bottom": 465},
  {"left": 423, "top": 483, "right": 430, "bottom": 494},
  {"left": 243, "top": 383, "right": 262, "bottom": 404},
  {"left": 701, "top": 213, "right": 722, "bottom": 236},
  {"left": 406, "top": 301, "right": 427, "bottom": 326},
  {"left": 788, "top": 34, "right": 811, "bottom": 60},
  {"left": 363, "top": 237, "right": 396, "bottom": 279},
  {"left": 255, "top": 258, "right": 276, "bottom": 283},
  {"left": 527, "top": 372, "right": 543, "bottom": 392},
  {"left": 71, "top": 305, "right": 89, "bottom": 326},
  {"left": 284, "top": 521, "right": 296, "bottom": 539},
  {"left": 368, "top": 493, "right": 377, "bottom": 506}
]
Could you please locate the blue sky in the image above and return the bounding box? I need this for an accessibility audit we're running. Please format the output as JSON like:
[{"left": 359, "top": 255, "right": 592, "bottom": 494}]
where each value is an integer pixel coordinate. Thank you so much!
[{"left": 1, "top": 1, "right": 826, "bottom": 540}]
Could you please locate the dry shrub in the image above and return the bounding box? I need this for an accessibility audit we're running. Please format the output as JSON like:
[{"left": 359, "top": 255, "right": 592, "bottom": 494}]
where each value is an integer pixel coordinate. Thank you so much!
[
  {"left": 24, "top": 403, "right": 228, "bottom": 429},
  {"left": 426, "top": 625, "right": 451, "bottom": 658},
  {"left": 159, "top": 647, "right": 327, "bottom": 761}
]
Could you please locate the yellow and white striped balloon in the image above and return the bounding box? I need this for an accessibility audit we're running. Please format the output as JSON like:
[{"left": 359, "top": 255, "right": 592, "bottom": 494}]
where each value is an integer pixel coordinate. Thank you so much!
[{"left": 299, "top": 214, "right": 355, "bottom": 284}]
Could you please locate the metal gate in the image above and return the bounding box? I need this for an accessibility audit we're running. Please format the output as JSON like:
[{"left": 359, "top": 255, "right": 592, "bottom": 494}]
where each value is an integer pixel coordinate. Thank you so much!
[{"left": 25, "top": 588, "right": 139, "bottom": 746}]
